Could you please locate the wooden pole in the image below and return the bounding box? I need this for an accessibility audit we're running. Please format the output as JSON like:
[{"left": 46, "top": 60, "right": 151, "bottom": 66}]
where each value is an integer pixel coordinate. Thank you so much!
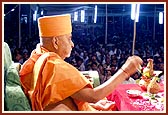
[
  {"left": 132, "top": 4, "right": 137, "bottom": 56},
  {"left": 153, "top": 5, "right": 156, "bottom": 41},
  {"left": 29, "top": 5, "right": 31, "bottom": 39},
  {"left": 19, "top": 4, "right": 21, "bottom": 48},
  {"left": 132, "top": 18, "right": 136, "bottom": 55},
  {"left": 105, "top": 4, "right": 107, "bottom": 44}
]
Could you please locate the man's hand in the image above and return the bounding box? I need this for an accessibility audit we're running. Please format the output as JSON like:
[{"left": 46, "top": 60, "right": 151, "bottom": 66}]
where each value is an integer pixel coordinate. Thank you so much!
[
  {"left": 121, "top": 55, "right": 143, "bottom": 77},
  {"left": 89, "top": 99, "right": 116, "bottom": 111}
]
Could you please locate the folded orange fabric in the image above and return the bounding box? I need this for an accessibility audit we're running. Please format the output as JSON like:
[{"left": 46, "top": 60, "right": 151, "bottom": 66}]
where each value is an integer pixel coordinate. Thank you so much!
[
  {"left": 20, "top": 44, "right": 94, "bottom": 111},
  {"left": 38, "top": 14, "right": 72, "bottom": 37}
]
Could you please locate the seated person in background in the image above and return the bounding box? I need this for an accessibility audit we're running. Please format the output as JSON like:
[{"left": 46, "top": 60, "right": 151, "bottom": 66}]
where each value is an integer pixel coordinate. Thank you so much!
[
  {"left": 19, "top": 14, "right": 143, "bottom": 111},
  {"left": 131, "top": 72, "right": 141, "bottom": 84},
  {"left": 104, "top": 67, "right": 112, "bottom": 82},
  {"left": 4, "top": 42, "right": 31, "bottom": 111}
]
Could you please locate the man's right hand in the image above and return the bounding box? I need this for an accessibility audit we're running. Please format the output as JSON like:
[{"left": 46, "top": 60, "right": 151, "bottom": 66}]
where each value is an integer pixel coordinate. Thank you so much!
[{"left": 121, "top": 55, "right": 143, "bottom": 78}]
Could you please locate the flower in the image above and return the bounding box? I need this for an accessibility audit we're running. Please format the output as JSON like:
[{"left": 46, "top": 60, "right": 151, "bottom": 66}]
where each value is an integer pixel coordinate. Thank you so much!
[{"left": 140, "top": 59, "right": 156, "bottom": 79}]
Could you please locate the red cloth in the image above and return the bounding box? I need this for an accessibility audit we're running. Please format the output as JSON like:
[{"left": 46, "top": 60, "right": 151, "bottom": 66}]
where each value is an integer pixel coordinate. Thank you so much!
[{"left": 106, "top": 83, "right": 164, "bottom": 111}]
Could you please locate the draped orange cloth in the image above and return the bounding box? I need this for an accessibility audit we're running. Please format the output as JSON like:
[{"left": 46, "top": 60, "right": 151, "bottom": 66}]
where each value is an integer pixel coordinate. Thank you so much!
[{"left": 19, "top": 44, "right": 95, "bottom": 111}]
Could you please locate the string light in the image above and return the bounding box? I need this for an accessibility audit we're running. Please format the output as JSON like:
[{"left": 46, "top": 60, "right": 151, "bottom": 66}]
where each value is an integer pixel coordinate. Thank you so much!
[
  {"left": 4, "top": 5, "right": 19, "bottom": 16},
  {"left": 11, "top": 8, "right": 15, "bottom": 12}
]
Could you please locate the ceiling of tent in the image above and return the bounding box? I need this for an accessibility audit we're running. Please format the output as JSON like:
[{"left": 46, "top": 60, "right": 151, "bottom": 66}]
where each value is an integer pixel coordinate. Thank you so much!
[
  {"left": 3, "top": 3, "right": 164, "bottom": 17},
  {"left": 36, "top": 3, "right": 164, "bottom": 15}
]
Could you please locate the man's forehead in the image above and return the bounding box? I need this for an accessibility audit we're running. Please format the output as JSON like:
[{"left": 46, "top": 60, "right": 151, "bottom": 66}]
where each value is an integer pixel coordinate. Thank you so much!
[{"left": 58, "top": 33, "right": 72, "bottom": 38}]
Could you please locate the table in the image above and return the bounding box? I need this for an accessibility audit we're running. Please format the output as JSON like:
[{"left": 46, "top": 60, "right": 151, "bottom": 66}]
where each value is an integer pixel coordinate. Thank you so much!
[{"left": 106, "top": 82, "right": 165, "bottom": 111}]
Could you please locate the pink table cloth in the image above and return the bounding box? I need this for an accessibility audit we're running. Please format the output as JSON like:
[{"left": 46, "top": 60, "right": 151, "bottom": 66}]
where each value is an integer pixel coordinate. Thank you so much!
[{"left": 106, "top": 83, "right": 164, "bottom": 111}]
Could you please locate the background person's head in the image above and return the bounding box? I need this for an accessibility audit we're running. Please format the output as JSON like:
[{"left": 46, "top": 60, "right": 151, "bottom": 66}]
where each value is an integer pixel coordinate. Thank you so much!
[{"left": 38, "top": 14, "right": 74, "bottom": 59}]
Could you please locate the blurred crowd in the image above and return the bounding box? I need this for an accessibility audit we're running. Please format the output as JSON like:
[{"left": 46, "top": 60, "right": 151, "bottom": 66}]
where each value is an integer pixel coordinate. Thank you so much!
[{"left": 5, "top": 24, "right": 164, "bottom": 85}]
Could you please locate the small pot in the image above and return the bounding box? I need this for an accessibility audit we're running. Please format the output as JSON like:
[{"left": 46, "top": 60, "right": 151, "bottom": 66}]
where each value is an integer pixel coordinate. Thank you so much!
[{"left": 139, "top": 77, "right": 151, "bottom": 91}]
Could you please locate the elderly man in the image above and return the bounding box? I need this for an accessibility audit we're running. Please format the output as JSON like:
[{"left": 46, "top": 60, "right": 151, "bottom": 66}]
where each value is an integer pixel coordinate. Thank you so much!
[{"left": 19, "top": 14, "right": 142, "bottom": 111}]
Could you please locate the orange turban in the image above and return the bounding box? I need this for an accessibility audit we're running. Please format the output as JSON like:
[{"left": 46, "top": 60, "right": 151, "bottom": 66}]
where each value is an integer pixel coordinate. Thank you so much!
[{"left": 38, "top": 14, "right": 72, "bottom": 37}]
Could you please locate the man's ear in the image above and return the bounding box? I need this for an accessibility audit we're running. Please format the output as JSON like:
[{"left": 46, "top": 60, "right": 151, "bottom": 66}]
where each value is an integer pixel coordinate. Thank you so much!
[{"left": 52, "top": 36, "right": 58, "bottom": 50}]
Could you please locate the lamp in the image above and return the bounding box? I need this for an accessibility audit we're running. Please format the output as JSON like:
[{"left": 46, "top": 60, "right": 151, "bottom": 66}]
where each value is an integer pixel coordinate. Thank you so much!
[
  {"left": 81, "top": 10, "right": 85, "bottom": 22},
  {"left": 159, "top": 12, "right": 163, "bottom": 24},
  {"left": 94, "top": 5, "right": 97, "bottom": 23}
]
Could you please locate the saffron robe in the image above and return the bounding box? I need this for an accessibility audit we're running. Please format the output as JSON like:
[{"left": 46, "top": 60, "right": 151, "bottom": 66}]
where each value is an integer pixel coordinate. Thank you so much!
[{"left": 19, "top": 44, "right": 95, "bottom": 111}]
